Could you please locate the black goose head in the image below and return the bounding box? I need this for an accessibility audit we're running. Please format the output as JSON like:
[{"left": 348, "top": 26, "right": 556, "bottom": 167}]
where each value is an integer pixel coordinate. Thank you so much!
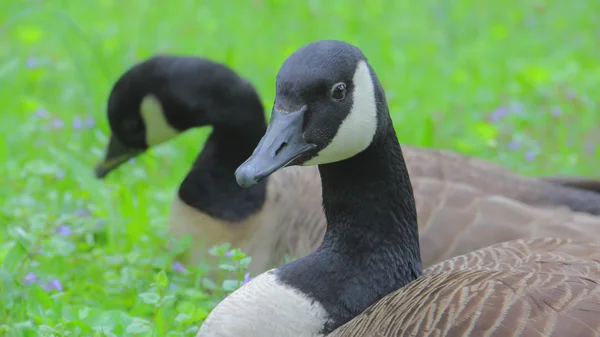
[
  {"left": 95, "top": 55, "right": 265, "bottom": 178},
  {"left": 235, "top": 40, "right": 382, "bottom": 187}
]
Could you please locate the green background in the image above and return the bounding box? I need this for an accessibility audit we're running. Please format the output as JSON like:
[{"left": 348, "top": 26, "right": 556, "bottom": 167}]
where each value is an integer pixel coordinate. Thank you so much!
[{"left": 0, "top": 0, "right": 598, "bottom": 335}]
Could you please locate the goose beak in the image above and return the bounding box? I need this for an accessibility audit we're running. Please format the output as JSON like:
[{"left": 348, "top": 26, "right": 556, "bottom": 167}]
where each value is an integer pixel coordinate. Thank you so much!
[
  {"left": 94, "top": 135, "right": 143, "bottom": 179},
  {"left": 235, "top": 106, "right": 316, "bottom": 188}
]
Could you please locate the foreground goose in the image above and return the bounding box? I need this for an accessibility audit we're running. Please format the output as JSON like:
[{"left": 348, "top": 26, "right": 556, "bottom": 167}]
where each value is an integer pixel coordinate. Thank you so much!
[
  {"left": 95, "top": 56, "right": 600, "bottom": 275},
  {"left": 197, "top": 40, "right": 600, "bottom": 336}
]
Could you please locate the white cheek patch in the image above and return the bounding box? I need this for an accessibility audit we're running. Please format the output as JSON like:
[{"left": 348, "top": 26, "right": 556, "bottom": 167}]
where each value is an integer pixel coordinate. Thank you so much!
[
  {"left": 196, "top": 270, "right": 330, "bottom": 337},
  {"left": 140, "top": 94, "right": 180, "bottom": 146},
  {"left": 304, "top": 60, "right": 378, "bottom": 166}
]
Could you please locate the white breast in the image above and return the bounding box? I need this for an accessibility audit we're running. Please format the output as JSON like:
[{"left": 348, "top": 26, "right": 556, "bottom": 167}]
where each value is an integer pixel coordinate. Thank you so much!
[{"left": 196, "top": 270, "right": 330, "bottom": 337}]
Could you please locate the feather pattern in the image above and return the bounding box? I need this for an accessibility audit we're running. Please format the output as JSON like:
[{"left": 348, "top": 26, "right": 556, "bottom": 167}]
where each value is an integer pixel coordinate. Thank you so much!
[
  {"left": 402, "top": 146, "right": 600, "bottom": 216},
  {"left": 328, "top": 238, "right": 600, "bottom": 337}
]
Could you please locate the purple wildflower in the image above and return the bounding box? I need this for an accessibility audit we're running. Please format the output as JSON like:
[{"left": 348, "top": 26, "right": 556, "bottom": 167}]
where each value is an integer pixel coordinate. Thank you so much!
[
  {"left": 525, "top": 150, "right": 538, "bottom": 162},
  {"left": 26, "top": 57, "right": 39, "bottom": 69},
  {"left": 489, "top": 106, "right": 509, "bottom": 123},
  {"left": 56, "top": 225, "right": 72, "bottom": 236},
  {"left": 128, "top": 158, "right": 136, "bottom": 164},
  {"left": 51, "top": 118, "right": 64, "bottom": 129},
  {"left": 507, "top": 139, "right": 521, "bottom": 150},
  {"left": 85, "top": 116, "right": 96, "bottom": 129},
  {"left": 75, "top": 208, "right": 91, "bottom": 217},
  {"left": 172, "top": 261, "right": 188, "bottom": 274},
  {"left": 509, "top": 102, "right": 524, "bottom": 115},
  {"left": 55, "top": 170, "right": 65, "bottom": 179},
  {"left": 225, "top": 251, "right": 232, "bottom": 257},
  {"left": 585, "top": 143, "right": 595, "bottom": 154},
  {"left": 566, "top": 89, "right": 577, "bottom": 101},
  {"left": 33, "top": 108, "right": 49, "bottom": 119},
  {"left": 243, "top": 272, "right": 253, "bottom": 285},
  {"left": 23, "top": 272, "right": 38, "bottom": 285},
  {"left": 43, "top": 279, "right": 63, "bottom": 292},
  {"left": 550, "top": 106, "right": 562, "bottom": 118},
  {"left": 72, "top": 116, "right": 83, "bottom": 130}
]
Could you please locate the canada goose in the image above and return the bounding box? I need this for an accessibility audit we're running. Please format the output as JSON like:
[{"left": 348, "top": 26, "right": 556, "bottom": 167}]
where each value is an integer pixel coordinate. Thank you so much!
[
  {"left": 197, "top": 40, "right": 600, "bottom": 337},
  {"left": 95, "top": 55, "right": 600, "bottom": 277}
]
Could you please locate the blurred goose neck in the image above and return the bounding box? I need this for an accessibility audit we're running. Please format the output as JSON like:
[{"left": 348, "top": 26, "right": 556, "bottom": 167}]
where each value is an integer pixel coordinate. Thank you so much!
[{"left": 178, "top": 111, "right": 269, "bottom": 223}]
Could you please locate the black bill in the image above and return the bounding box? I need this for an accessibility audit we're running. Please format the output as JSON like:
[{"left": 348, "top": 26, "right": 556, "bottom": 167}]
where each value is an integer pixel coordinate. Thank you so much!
[
  {"left": 235, "top": 106, "right": 316, "bottom": 188},
  {"left": 94, "top": 135, "right": 143, "bottom": 178}
]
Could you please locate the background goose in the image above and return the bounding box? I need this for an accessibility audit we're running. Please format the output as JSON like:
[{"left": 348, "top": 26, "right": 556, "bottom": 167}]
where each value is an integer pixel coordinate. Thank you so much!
[
  {"left": 404, "top": 149, "right": 600, "bottom": 214},
  {"left": 198, "top": 39, "right": 600, "bottom": 337},
  {"left": 95, "top": 55, "right": 325, "bottom": 274},
  {"left": 95, "top": 55, "right": 600, "bottom": 275}
]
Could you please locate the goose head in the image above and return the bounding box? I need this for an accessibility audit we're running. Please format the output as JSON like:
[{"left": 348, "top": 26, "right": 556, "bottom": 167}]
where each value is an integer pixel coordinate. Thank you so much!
[
  {"left": 95, "top": 55, "right": 266, "bottom": 178},
  {"left": 235, "top": 40, "right": 385, "bottom": 186}
]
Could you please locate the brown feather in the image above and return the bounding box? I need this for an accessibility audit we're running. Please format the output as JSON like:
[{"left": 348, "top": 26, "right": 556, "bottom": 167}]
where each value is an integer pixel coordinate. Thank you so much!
[
  {"left": 172, "top": 166, "right": 600, "bottom": 276},
  {"left": 539, "top": 175, "right": 600, "bottom": 194},
  {"left": 413, "top": 177, "right": 600, "bottom": 267},
  {"left": 328, "top": 238, "right": 600, "bottom": 337},
  {"left": 402, "top": 146, "right": 600, "bottom": 215}
]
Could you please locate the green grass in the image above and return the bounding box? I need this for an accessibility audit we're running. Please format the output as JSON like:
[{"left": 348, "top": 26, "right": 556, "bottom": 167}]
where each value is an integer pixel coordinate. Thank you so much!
[{"left": 1, "top": 0, "right": 599, "bottom": 335}]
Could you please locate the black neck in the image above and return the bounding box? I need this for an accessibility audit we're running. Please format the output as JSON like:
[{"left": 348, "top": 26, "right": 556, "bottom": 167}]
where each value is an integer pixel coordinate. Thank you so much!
[
  {"left": 319, "top": 127, "right": 420, "bottom": 260},
  {"left": 178, "top": 124, "right": 268, "bottom": 222},
  {"left": 318, "top": 117, "right": 422, "bottom": 278},
  {"left": 277, "top": 113, "right": 422, "bottom": 334}
]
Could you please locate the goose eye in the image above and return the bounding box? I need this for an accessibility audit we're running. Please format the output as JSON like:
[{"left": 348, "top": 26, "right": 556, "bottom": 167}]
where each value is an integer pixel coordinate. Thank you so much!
[{"left": 331, "top": 82, "right": 346, "bottom": 101}]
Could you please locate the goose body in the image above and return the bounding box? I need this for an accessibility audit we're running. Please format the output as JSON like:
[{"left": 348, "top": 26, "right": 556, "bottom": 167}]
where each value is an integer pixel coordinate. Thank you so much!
[
  {"left": 95, "top": 55, "right": 600, "bottom": 276},
  {"left": 167, "top": 164, "right": 325, "bottom": 272},
  {"left": 404, "top": 147, "right": 600, "bottom": 215},
  {"left": 330, "top": 238, "right": 600, "bottom": 336},
  {"left": 197, "top": 40, "right": 600, "bottom": 336}
]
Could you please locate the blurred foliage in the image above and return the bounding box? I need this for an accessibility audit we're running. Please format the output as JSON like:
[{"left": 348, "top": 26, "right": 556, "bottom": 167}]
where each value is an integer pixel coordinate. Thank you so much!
[{"left": 0, "top": 0, "right": 599, "bottom": 335}]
